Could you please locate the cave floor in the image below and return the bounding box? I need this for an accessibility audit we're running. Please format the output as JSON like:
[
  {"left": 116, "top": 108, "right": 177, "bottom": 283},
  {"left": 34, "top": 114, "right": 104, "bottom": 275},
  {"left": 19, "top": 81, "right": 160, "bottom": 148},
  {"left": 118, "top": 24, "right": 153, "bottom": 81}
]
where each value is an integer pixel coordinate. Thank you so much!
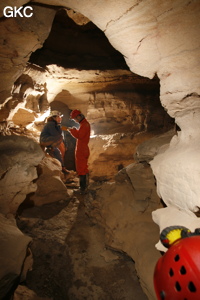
[{"left": 17, "top": 184, "right": 148, "bottom": 300}]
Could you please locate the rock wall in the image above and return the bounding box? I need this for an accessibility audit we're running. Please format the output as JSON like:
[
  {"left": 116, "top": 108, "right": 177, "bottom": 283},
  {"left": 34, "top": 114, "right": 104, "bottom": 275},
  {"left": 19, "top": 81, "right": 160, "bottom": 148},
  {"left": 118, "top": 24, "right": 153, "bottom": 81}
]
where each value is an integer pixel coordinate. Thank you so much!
[
  {"left": 89, "top": 131, "right": 157, "bottom": 180},
  {"left": 0, "top": 136, "right": 43, "bottom": 297},
  {"left": 84, "top": 130, "right": 176, "bottom": 300},
  {"left": 0, "top": 134, "right": 71, "bottom": 298},
  {"left": 0, "top": 136, "right": 44, "bottom": 215},
  {"left": 0, "top": 3, "right": 56, "bottom": 101},
  {"left": 0, "top": 214, "right": 32, "bottom": 299},
  {"left": 85, "top": 161, "right": 162, "bottom": 300},
  {"left": 46, "top": 0, "right": 200, "bottom": 252},
  {"left": 0, "top": 0, "right": 200, "bottom": 299},
  {"left": 0, "top": 62, "right": 173, "bottom": 184}
]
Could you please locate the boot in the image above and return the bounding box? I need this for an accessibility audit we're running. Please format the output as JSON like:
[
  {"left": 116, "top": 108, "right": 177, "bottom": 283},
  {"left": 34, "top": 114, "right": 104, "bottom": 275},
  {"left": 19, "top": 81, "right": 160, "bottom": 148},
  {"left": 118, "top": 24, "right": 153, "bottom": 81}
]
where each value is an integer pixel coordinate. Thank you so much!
[
  {"left": 74, "top": 174, "right": 89, "bottom": 195},
  {"left": 80, "top": 175, "right": 87, "bottom": 192},
  {"left": 74, "top": 175, "right": 87, "bottom": 195},
  {"left": 86, "top": 173, "right": 89, "bottom": 187}
]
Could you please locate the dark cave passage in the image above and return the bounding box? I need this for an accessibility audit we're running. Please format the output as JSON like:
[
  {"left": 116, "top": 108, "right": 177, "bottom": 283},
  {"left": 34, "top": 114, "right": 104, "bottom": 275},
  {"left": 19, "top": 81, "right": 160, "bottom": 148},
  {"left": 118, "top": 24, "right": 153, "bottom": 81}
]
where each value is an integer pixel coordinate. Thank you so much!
[{"left": 29, "top": 8, "right": 129, "bottom": 71}]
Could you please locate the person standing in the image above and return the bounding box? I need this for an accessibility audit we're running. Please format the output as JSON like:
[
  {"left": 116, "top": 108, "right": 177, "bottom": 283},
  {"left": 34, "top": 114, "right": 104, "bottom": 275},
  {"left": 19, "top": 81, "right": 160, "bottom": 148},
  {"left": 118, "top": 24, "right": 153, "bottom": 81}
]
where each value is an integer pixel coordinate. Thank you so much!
[
  {"left": 63, "top": 109, "right": 90, "bottom": 194},
  {"left": 40, "top": 110, "right": 68, "bottom": 174}
]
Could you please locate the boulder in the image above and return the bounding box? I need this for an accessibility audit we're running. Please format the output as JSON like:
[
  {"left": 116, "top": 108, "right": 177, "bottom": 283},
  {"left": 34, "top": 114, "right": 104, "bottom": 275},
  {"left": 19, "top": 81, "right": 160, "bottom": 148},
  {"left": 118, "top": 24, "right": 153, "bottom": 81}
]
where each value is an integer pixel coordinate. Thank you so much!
[
  {"left": 0, "top": 135, "right": 44, "bottom": 215},
  {"left": 0, "top": 214, "right": 32, "bottom": 298},
  {"left": 29, "top": 156, "right": 70, "bottom": 206}
]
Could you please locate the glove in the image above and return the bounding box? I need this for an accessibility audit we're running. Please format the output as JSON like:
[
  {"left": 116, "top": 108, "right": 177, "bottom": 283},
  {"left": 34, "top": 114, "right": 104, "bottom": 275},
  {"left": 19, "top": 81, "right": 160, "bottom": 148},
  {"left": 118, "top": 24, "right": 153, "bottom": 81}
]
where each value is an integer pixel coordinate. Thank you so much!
[{"left": 61, "top": 125, "right": 68, "bottom": 131}]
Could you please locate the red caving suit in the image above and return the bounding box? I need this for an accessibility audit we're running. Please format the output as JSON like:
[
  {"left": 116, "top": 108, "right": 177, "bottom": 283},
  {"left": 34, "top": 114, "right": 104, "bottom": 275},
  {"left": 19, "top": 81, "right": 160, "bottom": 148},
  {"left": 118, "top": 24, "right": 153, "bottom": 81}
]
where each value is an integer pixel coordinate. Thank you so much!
[{"left": 69, "top": 118, "right": 90, "bottom": 175}]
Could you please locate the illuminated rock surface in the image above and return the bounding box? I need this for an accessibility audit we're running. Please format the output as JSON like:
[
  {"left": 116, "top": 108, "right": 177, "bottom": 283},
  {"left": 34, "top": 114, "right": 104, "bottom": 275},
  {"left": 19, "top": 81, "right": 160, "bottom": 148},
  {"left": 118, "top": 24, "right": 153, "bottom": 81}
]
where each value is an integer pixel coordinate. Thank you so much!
[{"left": 0, "top": 1, "right": 200, "bottom": 299}]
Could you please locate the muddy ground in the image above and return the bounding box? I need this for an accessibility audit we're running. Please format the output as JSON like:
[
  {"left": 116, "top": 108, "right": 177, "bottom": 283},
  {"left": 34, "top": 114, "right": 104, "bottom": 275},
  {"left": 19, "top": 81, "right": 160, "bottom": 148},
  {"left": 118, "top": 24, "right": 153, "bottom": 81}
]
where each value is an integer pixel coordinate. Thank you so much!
[{"left": 17, "top": 183, "right": 148, "bottom": 300}]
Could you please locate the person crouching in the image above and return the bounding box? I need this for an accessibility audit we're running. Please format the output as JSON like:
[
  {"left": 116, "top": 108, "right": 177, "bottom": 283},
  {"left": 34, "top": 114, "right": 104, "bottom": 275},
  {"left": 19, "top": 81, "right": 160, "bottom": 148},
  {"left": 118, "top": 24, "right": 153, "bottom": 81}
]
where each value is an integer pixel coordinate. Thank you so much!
[{"left": 40, "top": 110, "right": 69, "bottom": 174}]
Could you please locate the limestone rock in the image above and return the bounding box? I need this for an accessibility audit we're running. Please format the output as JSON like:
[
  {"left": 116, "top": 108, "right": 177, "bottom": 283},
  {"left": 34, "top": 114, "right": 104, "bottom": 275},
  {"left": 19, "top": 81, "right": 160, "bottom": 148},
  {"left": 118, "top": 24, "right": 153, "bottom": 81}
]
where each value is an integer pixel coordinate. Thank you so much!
[
  {"left": 86, "top": 90, "right": 170, "bottom": 135},
  {"left": 66, "top": 9, "right": 90, "bottom": 25},
  {"left": 89, "top": 133, "right": 135, "bottom": 180},
  {"left": 0, "top": 4, "right": 56, "bottom": 102},
  {"left": 0, "top": 214, "right": 32, "bottom": 299},
  {"left": 89, "top": 131, "right": 160, "bottom": 180},
  {"left": 134, "top": 129, "right": 175, "bottom": 163},
  {"left": 29, "top": 156, "right": 70, "bottom": 206},
  {"left": 85, "top": 161, "right": 161, "bottom": 300},
  {"left": 149, "top": 122, "right": 200, "bottom": 251},
  {"left": 12, "top": 108, "right": 35, "bottom": 126},
  {"left": 150, "top": 132, "right": 200, "bottom": 212},
  {"left": 0, "top": 1, "right": 199, "bottom": 299},
  {"left": 13, "top": 285, "right": 52, "bottom": 300},
  {"left": 18, "top": 195, "right": 79, "bottom": 247},
  {"left": 15, "top": 195, "right": 80, "bottom": 298},
  {"left": 0, "top": 135, "right": 44, "bottom": 215},
  {"left": 126, "top": 162, "right": 161, "bottom": 211}
]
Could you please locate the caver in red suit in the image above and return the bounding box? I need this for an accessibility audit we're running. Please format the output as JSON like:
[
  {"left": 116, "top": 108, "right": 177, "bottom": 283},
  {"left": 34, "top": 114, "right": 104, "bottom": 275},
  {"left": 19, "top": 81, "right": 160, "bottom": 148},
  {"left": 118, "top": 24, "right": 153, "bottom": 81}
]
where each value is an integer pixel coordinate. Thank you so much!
[{"left": 67, "top": 109, "right": 90, "bottom": 193}]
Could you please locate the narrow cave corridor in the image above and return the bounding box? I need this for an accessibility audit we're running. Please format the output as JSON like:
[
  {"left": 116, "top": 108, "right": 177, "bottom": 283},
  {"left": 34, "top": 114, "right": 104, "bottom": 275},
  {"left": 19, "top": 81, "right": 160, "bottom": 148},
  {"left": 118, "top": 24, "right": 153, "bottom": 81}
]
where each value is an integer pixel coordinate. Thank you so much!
[
  {"left": 0, "top": 1, "right": 200, "bottom": 300},
  {"left": 7, "top": 6, "right": 175, "bottom": 180},
  {"left": 10, "top": 7, "right": 170, "bottom": 299}
]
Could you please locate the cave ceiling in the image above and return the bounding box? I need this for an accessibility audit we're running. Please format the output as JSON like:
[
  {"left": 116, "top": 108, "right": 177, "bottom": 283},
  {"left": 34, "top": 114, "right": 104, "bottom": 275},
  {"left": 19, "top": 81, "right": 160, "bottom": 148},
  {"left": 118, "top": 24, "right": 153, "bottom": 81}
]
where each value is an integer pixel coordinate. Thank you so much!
[
  {"left": 29, "top": 8, "right": 129, "bottom": 70},
  {"left": 0, "top": 2, "right": 170, "bottom": 136},
  {"left": 28, "top": 6, "right": 160, "bottom": 94}
]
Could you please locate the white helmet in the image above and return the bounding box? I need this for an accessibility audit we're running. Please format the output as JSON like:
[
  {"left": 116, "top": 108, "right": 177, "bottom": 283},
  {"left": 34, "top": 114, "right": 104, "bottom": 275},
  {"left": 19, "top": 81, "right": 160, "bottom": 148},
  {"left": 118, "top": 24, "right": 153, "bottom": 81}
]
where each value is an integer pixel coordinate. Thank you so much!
[{"left": 49, "top": 110, "right": 63, "bottom": 117}]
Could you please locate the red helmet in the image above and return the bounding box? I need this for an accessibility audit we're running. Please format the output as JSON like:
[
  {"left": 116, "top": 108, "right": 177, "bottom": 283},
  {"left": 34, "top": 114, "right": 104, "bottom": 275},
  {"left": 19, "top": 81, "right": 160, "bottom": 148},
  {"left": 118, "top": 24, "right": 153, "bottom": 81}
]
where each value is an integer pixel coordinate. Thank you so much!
[
  {"left": 70, "top": 109, "right": 81, "bottom": 119},
  {"left": 154, "top": 226, "right": 200, "bottom": 300}
]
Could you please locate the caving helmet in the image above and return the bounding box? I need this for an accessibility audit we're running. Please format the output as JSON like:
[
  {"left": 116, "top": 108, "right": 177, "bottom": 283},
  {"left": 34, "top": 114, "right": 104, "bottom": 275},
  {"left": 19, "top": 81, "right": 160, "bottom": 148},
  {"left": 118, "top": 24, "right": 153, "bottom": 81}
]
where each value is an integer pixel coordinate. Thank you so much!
[
  {"left": 49, "top": 110, "right": 63, "bottom": 117},
  {"left": 70, "top": 109, "right": 81, "bottom": 119},
  {"left": 154, "top": 226, "right": 200, "bottom": 300}
]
